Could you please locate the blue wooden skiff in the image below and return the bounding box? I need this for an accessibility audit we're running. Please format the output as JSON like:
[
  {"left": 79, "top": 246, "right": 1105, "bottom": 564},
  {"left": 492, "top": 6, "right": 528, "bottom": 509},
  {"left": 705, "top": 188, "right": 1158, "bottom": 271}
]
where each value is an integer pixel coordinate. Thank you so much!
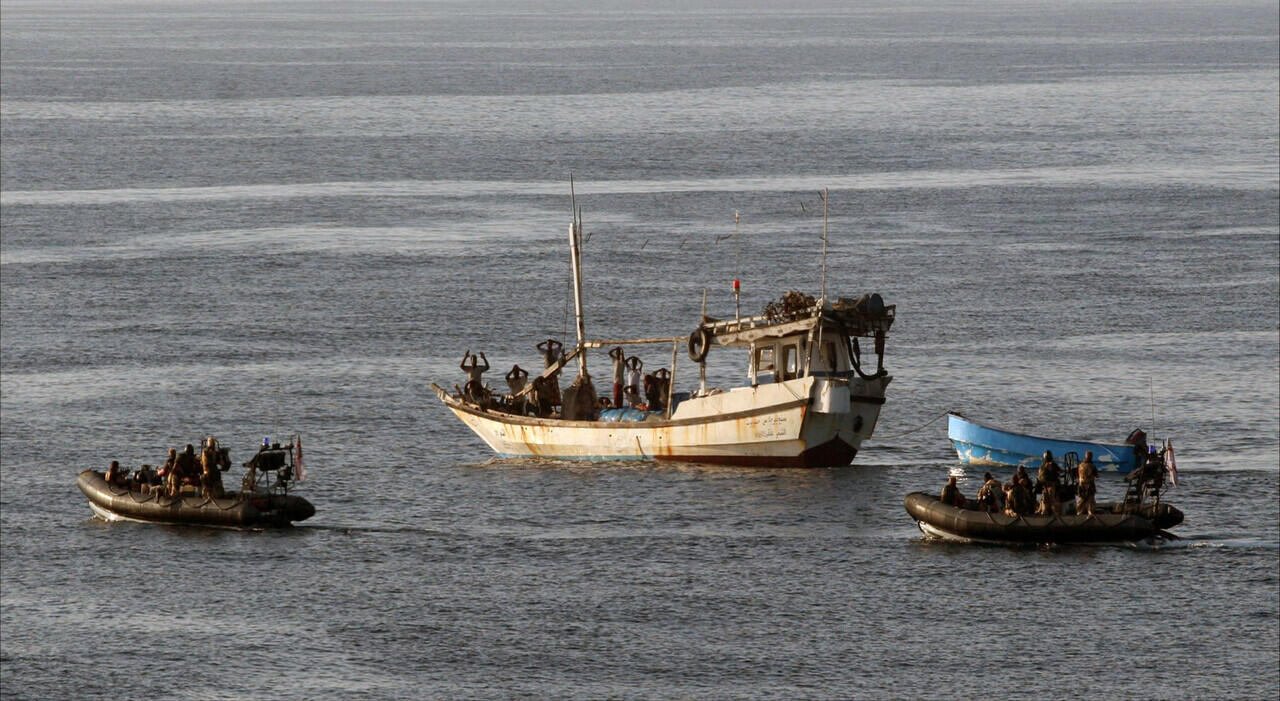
[{"left": 947, "top": 413, "right": 1141, "bottom": 473}]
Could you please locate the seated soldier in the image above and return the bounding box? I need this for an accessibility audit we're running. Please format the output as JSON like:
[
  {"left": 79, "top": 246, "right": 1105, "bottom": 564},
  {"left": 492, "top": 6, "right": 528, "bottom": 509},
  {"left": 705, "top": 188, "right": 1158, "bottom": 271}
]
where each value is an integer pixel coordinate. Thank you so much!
[
  {"left": 105, "top": 460, "right": 125, "bottom": 486},
  {"left": 1004, "top": 478, "right": 1033, "bottom": 517},
  {"left": 168, "top": 444, "right": 198, "bottom": 496},
  {"left": 975, "top": 472, "right": 1003, "bottom": 512},
  {"left": 131, "top": 464, "right": 156, "bottom": 491},
  {"left": 1015, "top": 465, "right": 1033, "bottom": 491},
  {"left": 940, "top": 475, "right": 966, "bottom": 507},
  {"left": 157, "top": 447, "right": 177, "bottom": 482}
]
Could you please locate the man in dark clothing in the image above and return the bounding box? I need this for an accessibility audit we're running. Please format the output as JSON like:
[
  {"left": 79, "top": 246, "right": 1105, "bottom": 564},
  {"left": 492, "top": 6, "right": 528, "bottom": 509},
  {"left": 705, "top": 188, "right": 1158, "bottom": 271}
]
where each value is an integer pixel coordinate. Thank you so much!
[
  {"left": 643, "top": 373, "right": 664, "bottom": 412},
  {"left": 105, "top": 460, "right": 124, "bottom": 486},
  {"left": 131, "top": 464, "right": 156, "bottom": 491},
  {"left": 940, "top": 475, "right": 966, "bottom": 508},
  {"left": 529, "top": 376, "right": 554, "bottom": 418},
  {"left": 536, "top": 340, "right": 563, "bottom": 407},
  {"left": 168, "top": 444, "right": 197, "bottom": 496}
]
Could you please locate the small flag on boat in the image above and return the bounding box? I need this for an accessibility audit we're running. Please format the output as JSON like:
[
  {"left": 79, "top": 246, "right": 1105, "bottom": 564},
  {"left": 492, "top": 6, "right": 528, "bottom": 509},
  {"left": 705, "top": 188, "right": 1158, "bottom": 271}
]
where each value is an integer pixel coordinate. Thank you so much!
[
  {"left": 1165, "top": 438, "right": 1178, "bottom": 488},
  {"left": 294, "top": 436, "right": 307, "bottom": 482}
]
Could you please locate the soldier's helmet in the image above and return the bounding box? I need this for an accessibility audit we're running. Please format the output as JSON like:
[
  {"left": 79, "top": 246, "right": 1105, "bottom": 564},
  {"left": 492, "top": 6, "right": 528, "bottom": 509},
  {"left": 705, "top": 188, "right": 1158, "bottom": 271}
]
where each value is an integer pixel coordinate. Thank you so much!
[{"left": 1043, "top": 450, "right": 1053, "bottom": 460}]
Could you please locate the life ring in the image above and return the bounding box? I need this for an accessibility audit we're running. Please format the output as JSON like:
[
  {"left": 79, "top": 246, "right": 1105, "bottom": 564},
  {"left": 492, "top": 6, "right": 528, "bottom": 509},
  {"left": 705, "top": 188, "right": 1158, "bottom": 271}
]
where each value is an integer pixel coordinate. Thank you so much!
[{"left": 687, "top": 326, "right": 711, "bottom": 362}]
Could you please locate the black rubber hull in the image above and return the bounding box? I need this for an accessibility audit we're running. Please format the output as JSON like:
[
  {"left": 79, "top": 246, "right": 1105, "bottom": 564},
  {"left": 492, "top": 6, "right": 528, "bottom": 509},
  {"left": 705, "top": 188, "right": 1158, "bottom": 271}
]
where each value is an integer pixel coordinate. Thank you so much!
[
  {"left": 78, "top": 470, "right": 315, "bottom": 528},
  {"left": 904, "top": 492, "right": 1182, "bottom": 544}
]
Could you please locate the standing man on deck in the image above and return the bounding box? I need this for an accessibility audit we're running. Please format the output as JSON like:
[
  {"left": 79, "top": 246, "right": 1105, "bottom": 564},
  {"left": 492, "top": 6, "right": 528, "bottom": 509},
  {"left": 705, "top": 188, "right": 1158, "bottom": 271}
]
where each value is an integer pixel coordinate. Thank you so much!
[
  {"left": 536, "top": 339, "right": 563, "bottom": 408},
  {"left": 625, "top": 356, "right": 643, "bottom": 408},
  {"left": 460, "top": 350, "right": 490, "bottom": 405},
  {"left": 1077, "top": 450, "right": 1099, "bottom": 515},
  {"left": 608, "top": 347, "right": 626, "bottom": 409},
  {"left": 200, "top": 436, "right": 226, "bottom": 498},
  {"left": 1037, "top": 450, "right": 1062, "bottom": 515}
]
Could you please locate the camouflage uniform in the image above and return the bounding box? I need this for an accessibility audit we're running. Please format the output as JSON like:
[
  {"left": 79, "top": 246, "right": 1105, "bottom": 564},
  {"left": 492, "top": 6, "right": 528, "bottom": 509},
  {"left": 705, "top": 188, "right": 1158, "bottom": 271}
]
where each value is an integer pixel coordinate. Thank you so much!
[
  {"left": 1005, "top": 481, "right": 1033, "bottom": 516},
  {"left": 1077, "top": 453, "right": 1099, "bottom": 515},
  {"left": 1015, "top": 465, "right": 1033, "bottom": 491},
  {"left": 200, "top": 439, "right": 225, "bottom": 498},
  {"left": 1037, "top": 456, "right": 1062, "bottom": 515},
  {"left": 976, "top": 475, "right": 1004, "bottom": 512}
]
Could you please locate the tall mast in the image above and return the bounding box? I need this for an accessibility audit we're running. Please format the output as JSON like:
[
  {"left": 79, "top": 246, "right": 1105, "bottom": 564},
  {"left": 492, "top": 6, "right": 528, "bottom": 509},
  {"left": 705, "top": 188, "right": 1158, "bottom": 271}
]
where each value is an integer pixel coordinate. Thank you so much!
[
  {"left": 733, "top": 210, "right": 741, "bottom": 321},
  {"left": 820, "top": 188, "right": 829, "bottom": 305},
  {"left": 569, "top": 179, "right": 587, "bottom": 377}
]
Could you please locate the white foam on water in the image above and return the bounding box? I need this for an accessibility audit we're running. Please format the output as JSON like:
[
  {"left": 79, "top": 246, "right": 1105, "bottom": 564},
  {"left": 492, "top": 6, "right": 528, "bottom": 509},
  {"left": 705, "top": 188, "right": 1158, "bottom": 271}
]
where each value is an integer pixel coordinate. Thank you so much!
[
  {"left": 0, "top": 355, "right": 444, "bottom": 407},
  {"left": 2, "top": 161, "right": 1275, "bottom": 210},
  {"left": 0, "top": 222, "right": 558, "bottom": 265}
]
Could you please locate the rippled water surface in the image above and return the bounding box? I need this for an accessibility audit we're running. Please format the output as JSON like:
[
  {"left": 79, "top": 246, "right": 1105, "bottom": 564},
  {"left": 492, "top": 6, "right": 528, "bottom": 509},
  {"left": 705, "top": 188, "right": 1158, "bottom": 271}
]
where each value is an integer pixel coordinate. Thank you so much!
[{"left": 2, "top": 1, "right": 1278, "bottom": 699}]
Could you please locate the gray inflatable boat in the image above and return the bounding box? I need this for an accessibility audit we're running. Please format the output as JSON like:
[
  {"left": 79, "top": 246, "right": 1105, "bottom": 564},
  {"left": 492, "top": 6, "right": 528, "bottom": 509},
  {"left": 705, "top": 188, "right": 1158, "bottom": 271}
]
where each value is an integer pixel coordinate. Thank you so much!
[
  {"left": 904, "top": 492, "right": 1182, "bottom": 544},
  {"left": 78, "top": 470, "right": 314, "bottom": 528}
]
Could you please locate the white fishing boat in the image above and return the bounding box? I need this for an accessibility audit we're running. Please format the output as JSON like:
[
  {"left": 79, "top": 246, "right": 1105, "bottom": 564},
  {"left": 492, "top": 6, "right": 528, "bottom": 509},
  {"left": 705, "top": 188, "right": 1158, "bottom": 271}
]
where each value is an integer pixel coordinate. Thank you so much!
[{"left": 432, "top": 191, "right": 895, "bottom": 467}]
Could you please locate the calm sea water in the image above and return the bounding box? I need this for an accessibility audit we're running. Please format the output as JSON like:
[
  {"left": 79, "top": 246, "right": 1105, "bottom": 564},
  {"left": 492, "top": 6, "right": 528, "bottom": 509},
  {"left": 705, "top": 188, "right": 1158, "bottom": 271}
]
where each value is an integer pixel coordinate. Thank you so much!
[{"left": 2, "top": 1, "right": 1278, "bottom": 699}]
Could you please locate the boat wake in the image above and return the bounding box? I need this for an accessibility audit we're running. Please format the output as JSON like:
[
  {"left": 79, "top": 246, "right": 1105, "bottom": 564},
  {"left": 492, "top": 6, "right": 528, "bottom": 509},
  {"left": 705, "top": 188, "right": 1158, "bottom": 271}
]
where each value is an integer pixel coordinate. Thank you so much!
[{"left": 1158, "top": 535, "right": 1280, "bottom": 551}]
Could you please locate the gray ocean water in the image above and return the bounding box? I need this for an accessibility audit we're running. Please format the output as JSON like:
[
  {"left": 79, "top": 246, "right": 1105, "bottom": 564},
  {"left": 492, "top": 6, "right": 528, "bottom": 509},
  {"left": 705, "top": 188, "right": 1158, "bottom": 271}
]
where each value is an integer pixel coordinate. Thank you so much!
[{"left": 2, "top": 1, "right": 1278, "bottom": 698}]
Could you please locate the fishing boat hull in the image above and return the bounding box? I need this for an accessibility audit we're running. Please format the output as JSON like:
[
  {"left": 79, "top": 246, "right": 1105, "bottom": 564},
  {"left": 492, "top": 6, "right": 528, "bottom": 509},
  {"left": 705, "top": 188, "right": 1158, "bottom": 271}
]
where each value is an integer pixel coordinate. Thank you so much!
[
  {"left": 904, "top": 492, "right": 1182, "bottom": 544},
  {"left": 947, "top": 413, "right": 1140, "bottom": 473},
  {"left": 438, "top": 375, "right": 889, "bottom": 467},
  {"left": 77, "top": 470, "right": 314, "bottom": 528}
]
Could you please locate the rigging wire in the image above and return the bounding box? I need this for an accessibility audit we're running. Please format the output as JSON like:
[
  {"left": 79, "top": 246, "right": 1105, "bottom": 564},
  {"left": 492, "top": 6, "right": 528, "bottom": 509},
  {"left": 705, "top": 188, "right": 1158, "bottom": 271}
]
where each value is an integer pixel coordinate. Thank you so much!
[{"left": 867, "top": 410, "right": 955, "bottom": 441}]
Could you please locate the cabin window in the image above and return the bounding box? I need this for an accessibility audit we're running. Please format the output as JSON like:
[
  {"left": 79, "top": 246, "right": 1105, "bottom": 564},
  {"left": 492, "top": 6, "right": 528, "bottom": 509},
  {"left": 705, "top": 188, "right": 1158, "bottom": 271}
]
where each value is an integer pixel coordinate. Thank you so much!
[
  {"left": 780, "top": 343, "right": 800, "bottom": 381},
  {"left": 754, "top": 345, "right": 775, "bottom": 384},
  {"left": 822, "top": 341, "right": 837, "bottom": 372}
]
